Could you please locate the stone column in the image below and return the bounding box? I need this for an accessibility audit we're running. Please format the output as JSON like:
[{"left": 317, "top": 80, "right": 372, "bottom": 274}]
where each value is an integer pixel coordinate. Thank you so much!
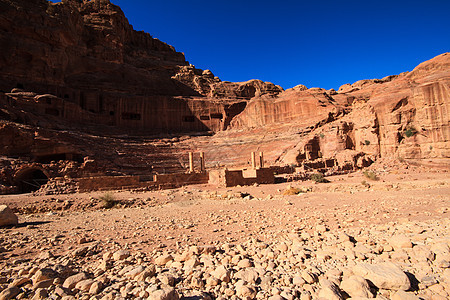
[
  {"left": 251, "top": 152, "right": 257, "bottom": 169},
  {"left": 305, "top": 145, "right": 312, "bottom": 161},
  {"left": 259, "top": 152, "right": 264, "bottom": 168},
  {"left": 189, "top": 152, "right": 194, "bottom": 173},
  {"left": 200, "top": 152, "right": 205, "bottom": 172}
]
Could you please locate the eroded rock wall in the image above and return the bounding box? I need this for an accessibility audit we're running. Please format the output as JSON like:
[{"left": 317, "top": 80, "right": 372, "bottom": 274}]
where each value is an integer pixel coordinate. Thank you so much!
[
  {"left": 0, "top": 0, "right": 188, "bottom": 96},
  {"left": 229, "top": 53, "right": 449, "bottom": 162},
  {"left": 363, "top": 53, "right": 449, "bottom": 159}
]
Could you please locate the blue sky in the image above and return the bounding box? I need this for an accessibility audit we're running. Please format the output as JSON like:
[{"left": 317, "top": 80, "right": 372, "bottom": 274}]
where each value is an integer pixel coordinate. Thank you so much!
[{"left": 112, "top": 0, "right": 449, "bottom": 90}]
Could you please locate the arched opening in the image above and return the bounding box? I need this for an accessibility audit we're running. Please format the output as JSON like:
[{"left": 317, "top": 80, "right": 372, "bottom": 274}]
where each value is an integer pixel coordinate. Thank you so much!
[{"left": 15, "top": 168, "right": 49, "bottom": 193}]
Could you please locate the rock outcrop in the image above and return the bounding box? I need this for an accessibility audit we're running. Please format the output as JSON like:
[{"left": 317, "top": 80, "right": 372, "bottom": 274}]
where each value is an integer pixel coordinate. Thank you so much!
[
  {"left": 228, "top": 53, "right": 449, "bottom": 163},
  {"left": 172, "top": 65, "right": 283, "bottom": 99}
]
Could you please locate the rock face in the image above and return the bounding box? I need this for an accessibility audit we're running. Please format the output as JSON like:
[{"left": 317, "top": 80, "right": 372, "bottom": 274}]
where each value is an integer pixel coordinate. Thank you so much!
[
  {"left": 0, "top": 0, "right": 278, "bottom": 134},
  {"left": 230, "top": 87, "right": 339, "bottom": 129},
  {"left": 194, "top": 53, "right": 449, "bottom": 170},
  {"left": 230, "top": 53, "right": 450, "bottom": 161},
  {"left": 0, "top": 0, "right": 187, "bottom": 96},
  {"left": 0, "top": 205, "right": 18, "bottom": 226}
]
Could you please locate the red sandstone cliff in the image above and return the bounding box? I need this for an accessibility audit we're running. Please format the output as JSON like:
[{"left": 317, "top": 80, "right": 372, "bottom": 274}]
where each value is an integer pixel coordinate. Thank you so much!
[
  {"left": 0, "top": 0, "right": 282, "bottom": 134},
  {"left": 227, "top": 53, "right": 449, "bottom": 163},
  {"left": 0, "top": 0, "right": 189, "bottom": 95}
]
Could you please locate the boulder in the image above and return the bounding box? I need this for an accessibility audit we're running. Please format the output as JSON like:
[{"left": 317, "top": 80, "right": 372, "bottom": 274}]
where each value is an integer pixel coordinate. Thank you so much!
[
  {"left": 0, "top": 205, "right": 18, "bottom": 227},
  {"left": 318, "top": 279, "right": 344, "bottom": 300},
  {"left": 112, "top": 250, "right": 130, "bottom": 261},
  {"left": 353, "top": 262, "right": 411, "bottom": 291},
  {"left": 149, "top": 287, "right": 179, "bottom": 300},
  {"left": 63, "top": 272, "right": 87, "bottom": 289},
  {"left": 0, "top": 286, "right": 20, "bottom": 300},
  {"left": 340, "top": 275, "right": 373, "bottom": 298}
]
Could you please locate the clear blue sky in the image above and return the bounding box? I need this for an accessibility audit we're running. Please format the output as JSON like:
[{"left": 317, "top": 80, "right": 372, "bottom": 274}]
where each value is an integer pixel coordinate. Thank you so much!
[{"left": 113, "top": 0, "right": 449, "bottom": 90}]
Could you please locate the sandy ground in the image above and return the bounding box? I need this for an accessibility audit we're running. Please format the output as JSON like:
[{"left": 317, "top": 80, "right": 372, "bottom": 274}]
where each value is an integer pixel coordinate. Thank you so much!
[{"left": 1, "top": 167, "right": 448, "bottom": 262}]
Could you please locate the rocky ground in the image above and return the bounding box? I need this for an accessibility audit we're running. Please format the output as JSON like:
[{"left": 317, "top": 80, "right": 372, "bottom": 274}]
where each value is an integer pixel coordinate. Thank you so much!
[{"left": 0, "top": 166, "right": 449, "bottom": 300}]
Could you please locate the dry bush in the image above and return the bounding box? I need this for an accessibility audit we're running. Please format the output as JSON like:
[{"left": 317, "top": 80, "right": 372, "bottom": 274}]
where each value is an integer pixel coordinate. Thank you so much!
[
  {"left": 99, "top": 192, "right": 118, "bottom": 209},
  {"left": 310, "top": 173, "right": 329, "bottom": 183},
  {"left": 363, "top": 170, "right": 379, "bottom": 181},
  {"left": 283, "top": 187, "right": 303, "bottom": 195}
]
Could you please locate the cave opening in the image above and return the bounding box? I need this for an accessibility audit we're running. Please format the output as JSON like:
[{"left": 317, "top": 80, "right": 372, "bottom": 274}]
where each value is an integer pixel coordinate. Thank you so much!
[{"left": 15, "top": 168, "right": 49, "bottom": 194}]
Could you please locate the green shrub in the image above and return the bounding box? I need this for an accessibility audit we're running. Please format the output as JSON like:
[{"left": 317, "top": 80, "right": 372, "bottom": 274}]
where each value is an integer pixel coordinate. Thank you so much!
[
  {"left": 310, "top": 173, "right": 329, "bottom": 183},
  {"left": 364, "top": 140, "right": 371, "bottom": 146},
  {"left": 404, "top": 126, "right": 417, "bottom": 138},
  {"left": 99, "top": 192, "right": 118, "bottom": 209},
  {"left": 363, "top": 170, "right": 379, "bottom": 181}
]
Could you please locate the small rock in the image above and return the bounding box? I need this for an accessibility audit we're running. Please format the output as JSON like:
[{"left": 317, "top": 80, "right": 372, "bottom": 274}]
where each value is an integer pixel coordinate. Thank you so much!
[
  {"left": 206, "top": 276, "right": 220, "bottom": 287},
  {"left": 238, "top": 258, "right": 253, "bottom": 268},
  {"left": 135, "top": 265, "right": 156, "bottom": 281},
  {"left": 75, "top": 279, "right": 94, "bottom": 292},
  {"left": 300, "top": 291, "right": 312, "bottom": 300},
  {"left": 89, "top": 281, "right": 103, "bottom": 294},
  {"left": 293, "top": 275, "right": 305, "bottom": 287},
  {"left": 155, "top": 254, "right": 173, "bottom": 266},
  {"left": 389, "top": 235, "right": 413, "bottom": 250},
  {"left": 149, "top": 287, "right": 179, "bottom": 300},
  {"left": 9, "top": 277, "right": 30, "bottom": 287},
  {"left": 158, "top": 274, "right": 176, "bottom": 287},
  {"left": 183, "top": 257, "right": 200, "bottom": 269},
  {"left": 0, "top": 286, "right": 20, "bottom": 300},
  {"left": 237, "top": 285, "right": 257, "bottom": 299},
  {"left": 316, "top": 224, "right": 328, "bottom": 233},
  {"left": 71, "top": 246, "right": 89, "bottom": 257},
  {"left": 211, "top": 265, "right": 231, "bottom": 282},
  {"left": 0, "top": 205, "right": 18, "bottom": 227},
  {"left": 31, "top": 268, "right": 58, "bottom": 284},
  {"left": 32, "top": 288, "right": 48, "bottom": 300},
  {"left": 113, "top": 250, "right": 130, "bottom": 261},
  {"left": 63, "top": 272, "right": 87, "bottom": 289},
  {"left": 340, "top": 275, "right": 373, "bottom": 298},
  {"left": 301, "top": 270, "right": 318, "bottom": 284},
  {"left": 32, "top": 279, "right": 53, "bottom": 290},
  {"left": 124, "top": 265, "right": 145, "bottom": 279},
  {"left": 391, "top": 290, "right": 421, "bottom": 300},
  {"left": 420, "top": 275, "right": 438, "bottom": 287},
  {"left": 318, "top": 279, "right": 344, "bottom": 300},
  {"left": 235, "top": 268, "right": 259, "bottom": 284}
]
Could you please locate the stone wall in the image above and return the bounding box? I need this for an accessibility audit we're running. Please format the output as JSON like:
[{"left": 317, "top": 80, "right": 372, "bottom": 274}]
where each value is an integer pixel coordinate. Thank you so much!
[
  {"left": 209, "top": 168, "right": 275, "bottom": 188},
  {"left": 78, "top": 172, "right": 210, "bottom": 192},
  {"left": 78, "top": 176, "right": 141, "bottom": 192},
  {"left": 153, "top": 172, "right": 209, "bottom": 187}
]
